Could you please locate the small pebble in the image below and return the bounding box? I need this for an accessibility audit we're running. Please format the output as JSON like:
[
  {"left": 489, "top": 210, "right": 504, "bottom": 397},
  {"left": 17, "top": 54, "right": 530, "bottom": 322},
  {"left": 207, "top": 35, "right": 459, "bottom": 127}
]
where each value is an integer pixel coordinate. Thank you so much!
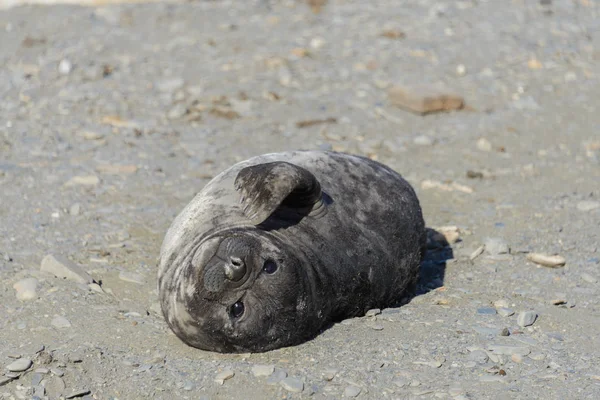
[
  {"left": 118, "top": 271, "right": 145, "bottom": 285},
  {"left": 477, "top": 138, "right": 492, "bottom": 152},
  {"left": 65, "top": 389, "right": 91, "bottom": 399},
  {"left": 581, "top": 273, "right": 598, "bottom": 284},
  {"left": 64, "top": 175, "right": 100, "bottom": 187},
  {"left": 51, "top": 316, "right": 72, "bottom": 329},
  {"left": 0, "top": 376, "right": 15, "bottom": 386},
  {"left": 266, "top": 369, "right": 287, "bottom": 385},
  {"left": 6, "top": 358, "right": 33, "bottom": 372},
  {"left": 344, "top": 385, "right": 362, "bottom": 397},
  {"left": 477, "top": 307, "right": 497, "bottom": 315},
  {"left": 517, "top": 311, "right": 538, "bottom": 327},
  {"left": 13, "top": 278, "right": 38, "bottom": 301},
  {"left": 365, "top": 308, "right": 381, "bottom": 317},
  {"left": 69, "top": 203, "right": 81, "bottom": 216},
  {"left": 167, "top": 104, "right": 188, "bottom": 120},
  {"left": 413, "top": 135, "right": 434, "bottom": 146},
  {"left": 500, "top": 327, "right": 510, "bottom": 336},
  {"left": 251, "top": 364, "right": 274, "bottom": 377},
  {"left": 497, "top": 308, "right": 515, "bottom": 317},
  {"left": 469, "top": 245, "right": 485, "bottom": 261},
  {"left": 280, "top": 377, "right": 304, "bottom": 393},
  {"left": 493, "top": 299, "right": 510, "bottom": 308},
  {"left": 576, "top": 200, "right": 600, "bottom": 212},
  {"left": 41, "top": 254, "right": 94, "bottom": 284},
  {"left": 526, "top": 253, "right": 565, "bottom": 268},
  {"left": 31, "top": 373, "right": 44, "bottom": 386},
  {"left": 58, "top": 59, "right": 73, "bottom": 75},
  {"left": 469, "top": 350, "right": 489, "bottom": 364},
  {"left": 488, "top": 344, "right": 530, "bottom": 356},
  {"left": 484, "top": 238, "right": 510, "bottom": 255},
  {"left": 214, "top": 370, "right": 234, "bottom": 385}
]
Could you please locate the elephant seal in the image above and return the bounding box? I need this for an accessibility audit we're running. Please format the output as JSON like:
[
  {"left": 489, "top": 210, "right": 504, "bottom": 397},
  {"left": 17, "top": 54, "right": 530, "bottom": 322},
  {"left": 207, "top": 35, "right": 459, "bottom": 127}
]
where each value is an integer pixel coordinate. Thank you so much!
[{"left": 158, "top": 151, "right": 426, "bottom": 353}]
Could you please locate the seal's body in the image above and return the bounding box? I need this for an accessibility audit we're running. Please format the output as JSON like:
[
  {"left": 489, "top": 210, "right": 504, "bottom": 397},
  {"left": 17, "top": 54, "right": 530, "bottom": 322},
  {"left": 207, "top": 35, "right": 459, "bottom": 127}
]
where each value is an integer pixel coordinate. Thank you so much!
[{"left": 158, "top": 151, "right": 425, "bottom": 352}]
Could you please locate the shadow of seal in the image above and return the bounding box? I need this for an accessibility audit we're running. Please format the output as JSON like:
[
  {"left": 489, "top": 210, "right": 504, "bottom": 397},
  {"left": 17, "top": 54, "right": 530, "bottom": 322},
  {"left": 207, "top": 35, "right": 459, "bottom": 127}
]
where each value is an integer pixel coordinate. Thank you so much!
[{"left": 158, "top": 151, "right": 426, "bottom": 353}]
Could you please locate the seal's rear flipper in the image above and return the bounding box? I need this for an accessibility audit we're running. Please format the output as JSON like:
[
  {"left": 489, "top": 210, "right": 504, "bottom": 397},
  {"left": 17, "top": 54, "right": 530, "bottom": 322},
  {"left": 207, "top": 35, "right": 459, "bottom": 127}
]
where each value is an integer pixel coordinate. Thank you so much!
[{"left": 234, "top": 162, "right": 323, "bottom": 225}]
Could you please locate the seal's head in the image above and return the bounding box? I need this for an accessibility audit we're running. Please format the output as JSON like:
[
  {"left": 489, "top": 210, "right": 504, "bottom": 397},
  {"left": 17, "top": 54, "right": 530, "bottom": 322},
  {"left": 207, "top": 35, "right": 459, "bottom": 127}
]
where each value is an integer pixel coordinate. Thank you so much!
[
  {"left": 162, "top": 228, "right": 320, "bottom": 353},
  {"left": 160, "top": 161, "right": 328, "bottom": 352}
]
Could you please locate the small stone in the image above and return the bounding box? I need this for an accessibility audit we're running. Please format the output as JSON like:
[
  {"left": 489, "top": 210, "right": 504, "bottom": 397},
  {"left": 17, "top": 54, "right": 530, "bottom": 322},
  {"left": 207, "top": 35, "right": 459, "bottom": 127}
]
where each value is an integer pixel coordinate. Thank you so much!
[
  {"left": 581, "top": 273, "right": 598, "bottom": 284},
  {"left": 344, "top": 385, "right": 362, "bottom": 397},
  {"left": 484, "top": 238, "right": 510, "bottom": 255},
  {"left": 497, "top": 308, "right": 515, "bottom": 317},
  {"left": 266, "top": 369, "right": 287, "bottom": 385},
  {"left": 517, "top": 311, "right": 538, "bottom": 327},
  {"left": 468, "top": 350, "right": 489, "bottom": 364},
  {"left": 551, "top": 299, "right": 567, "bottom": 306},
  {"left": 79, "top": 131, "right": 104, "bottom": 141},
  {"left": 65, "top": 389, "right": 91, "bottom": 399},
  {"left": 214, "top": 370, "right": 234, "bottom": 385},
  {"left": 88, "top": 283, "right": 104, "bottom": 293},
  {"left": 413, "top": 135, "right": 434, "bottom": 146},
  {"left": 41, "top": 254, "right": 94, "bottom": 284},
  {"left": 493, "top": 299, "right": 510, "bottom": 308},
  {"left": 64, "top": 175, "right": 100, "bottom": 187},
  {"left": 477, "top": 307, "right": 497, "bottom": 315},
  {"left": 500, "top": 327, "right": 510, "bottom": 336},
  {"left": 13, "top": 278, "right": 38, "bottom": 301},
  {"left": 31, "top": 372, "right": 44, "bottom": 386},
  {"left": 118, "top": 271, "right": 145, "bottom": 285},
  {"left": 156, "top": 78, "right": 185, "bottom": 93},
  {"left": 51, "top": 316, "right": 72, "bottom": 329},
  {"left": 50, "top": 368, "right": 64, "bottom": 377},
  {"left": 58, "top": 59, "right": 72, "bottom": 75},
  {"left": 437, "top": 226, "right": 461, "bottom": 244},
  {"left": 6, "top": 358, "right": 33, "bottom": 372},
  {"left": 413, "top": 358, "right": 444, "bottom": 368},
  {"left": 251, "top": 364, "right": 274, "bottom": 377},
  {"left": 488, "top": 345, "right": 530, "bottom": 356},
  {"left": 365, "top": 308, "right": 381, "bottom": 317},
  {"left": 310, "top": 37, "right": 326, "bottom": 50},
  {"left": 476, "top": 138, "right": 493, "bottom": 152},
  {"left": 280, "top": 377, "right": 304, "bottom": 393},
  {"left": 167, "top": 104, "right": 188, "bottom": 120},
  {"left": 577, "top": 201, "right": 600, "bottom": 212},
  {"left": 42, "top": 376, "right": 66, "bottom": 397},
  {"left": 322, "top": 368, "right": 337, "bottom": 381},
  {"left": 529, "top": 353, "right": 545, "bottom": 361},
  {"left": 469, "top": 245, "right": 485, "bottom": 261},
  {"left": 526, "top": 253, "right": 565, "bottom": 268},
  {"left": 0, "top": 376, "right": 15, "bottom": 386},
  {"left": 456, "top": 64, "right": 467, "bottom": 76},
  {"left": 96, "top": 164, "right": 138, "bottom": 175},
  {"left": 388, "top": 84, "right": 464, "bottom": 115},
  {"left": 69, "top": 203, "right": 81, "bottom": 216}
]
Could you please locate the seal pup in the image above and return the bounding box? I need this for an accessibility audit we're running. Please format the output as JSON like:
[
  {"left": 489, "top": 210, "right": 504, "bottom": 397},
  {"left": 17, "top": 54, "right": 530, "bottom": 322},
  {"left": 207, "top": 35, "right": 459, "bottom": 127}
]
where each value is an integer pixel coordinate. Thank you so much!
[{"left": 158, "top": 151, "right": 426, "bottom": 352}]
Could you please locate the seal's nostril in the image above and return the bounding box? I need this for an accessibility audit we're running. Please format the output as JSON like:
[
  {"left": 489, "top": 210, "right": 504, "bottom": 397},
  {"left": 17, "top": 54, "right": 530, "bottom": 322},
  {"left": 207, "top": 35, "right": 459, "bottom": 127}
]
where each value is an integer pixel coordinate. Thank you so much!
[
  {"left": 224, "top": 257, "right": 246, "bottom": 281},
  {"left": 230, "top": 256, "right": 243, "bottom": 267}
]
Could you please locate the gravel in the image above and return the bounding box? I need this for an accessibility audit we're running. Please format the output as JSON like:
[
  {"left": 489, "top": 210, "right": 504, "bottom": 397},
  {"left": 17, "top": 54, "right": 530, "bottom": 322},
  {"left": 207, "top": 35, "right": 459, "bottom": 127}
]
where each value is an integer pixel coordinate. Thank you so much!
[{"left": 0, "top": 0, "right": 598, "bottom": 399}]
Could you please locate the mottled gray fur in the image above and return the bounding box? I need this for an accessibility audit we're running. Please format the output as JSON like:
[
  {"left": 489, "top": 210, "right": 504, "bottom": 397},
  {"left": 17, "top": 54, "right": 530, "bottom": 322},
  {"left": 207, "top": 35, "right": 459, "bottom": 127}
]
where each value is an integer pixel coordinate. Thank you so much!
[{"left": 158, "top": 151, "right": 426, "bottom": 352}]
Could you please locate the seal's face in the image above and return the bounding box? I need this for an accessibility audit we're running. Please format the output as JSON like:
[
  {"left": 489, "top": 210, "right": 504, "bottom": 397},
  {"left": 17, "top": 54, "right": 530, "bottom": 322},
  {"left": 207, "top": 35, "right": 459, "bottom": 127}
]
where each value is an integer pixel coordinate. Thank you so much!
[{"left": 169, "top": 230, "right": 311, "bottom": 353}]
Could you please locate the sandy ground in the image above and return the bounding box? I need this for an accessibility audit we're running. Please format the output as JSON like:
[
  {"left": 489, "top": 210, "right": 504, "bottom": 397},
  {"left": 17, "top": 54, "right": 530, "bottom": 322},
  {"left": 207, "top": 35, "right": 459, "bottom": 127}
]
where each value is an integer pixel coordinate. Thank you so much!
[{"left": 1, "top": 0, "right": 599, "bottom": 399}]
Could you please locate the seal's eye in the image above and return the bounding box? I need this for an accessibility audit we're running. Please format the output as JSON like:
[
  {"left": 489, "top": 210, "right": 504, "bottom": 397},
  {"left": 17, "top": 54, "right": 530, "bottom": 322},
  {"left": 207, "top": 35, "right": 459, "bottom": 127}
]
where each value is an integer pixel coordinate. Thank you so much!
[
  {"left": 263, "top": 260, "right": 278, "bottom": 274},
  {"left": 230, "top": 301, "right": 245, "bottom": 318}
]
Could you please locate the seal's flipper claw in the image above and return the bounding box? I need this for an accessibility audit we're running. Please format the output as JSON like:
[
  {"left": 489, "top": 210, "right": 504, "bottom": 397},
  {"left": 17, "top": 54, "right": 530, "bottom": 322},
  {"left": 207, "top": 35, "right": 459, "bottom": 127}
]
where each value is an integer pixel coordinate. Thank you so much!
[{"left": 234, "top": 162, "right": 323, "bottom": 225}]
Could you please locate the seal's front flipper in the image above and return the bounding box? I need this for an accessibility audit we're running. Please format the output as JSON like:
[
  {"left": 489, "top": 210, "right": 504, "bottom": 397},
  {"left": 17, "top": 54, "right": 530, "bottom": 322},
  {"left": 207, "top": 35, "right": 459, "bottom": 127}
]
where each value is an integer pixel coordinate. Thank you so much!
[{"left": 234, "top": 162, "right": 323, "bottom": 225}]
